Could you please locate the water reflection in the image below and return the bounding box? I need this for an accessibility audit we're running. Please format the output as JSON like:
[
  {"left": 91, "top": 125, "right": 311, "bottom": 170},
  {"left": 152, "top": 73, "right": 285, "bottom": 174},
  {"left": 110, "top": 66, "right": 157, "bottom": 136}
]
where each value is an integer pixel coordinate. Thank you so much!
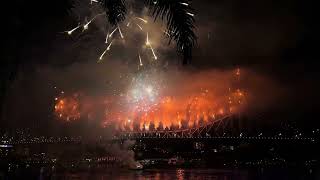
[
  {"left": 176, "top": 169, "right": 185, "bottom": 180},
  {"left": 51, "top": 169, "right": 246, "bottom": 180},
  {"left": 5, "top": 167, "right": 316, "bottom": 180}
]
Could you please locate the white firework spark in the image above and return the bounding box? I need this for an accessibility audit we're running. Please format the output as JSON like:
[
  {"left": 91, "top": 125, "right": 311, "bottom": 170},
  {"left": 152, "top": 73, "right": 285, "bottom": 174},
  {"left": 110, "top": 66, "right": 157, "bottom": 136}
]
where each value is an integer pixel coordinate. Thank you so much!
[
  {"left": 139, "top": 54, "right": 143, "bottom": 66},
  {"left": 106, "top": 40, "right": 114, "bottom": 51},
  {"left": 98, "top": 49, "right": 108, "bottom": 62},
  {"left": 136, "top": 24, "right": 143, "bottom": 31},
  {"left": 83, "top": 13, "right": 105, "bottom": 31},
  {"left": 135, "top": 17, "right": 148, "bottom": 23},
  {"left": 98, "top": 40, "right": 113, "bottom": 62},
  {"left": 90, "top": 0, "right": 98, "bottom": 5},
  {"left": 180, "top": 2, "right": 189, "bottom": 6},
  {"left": 146, "top": 32, "right": 150, "bottom": 46},
  {"left": 64, "top": 24, "right": 81, "bottom": 35},
  {"left": 105, "top": 32, "right": 109, "bottom": 44},
  {"left": 186, "top": 12, "right": 194, "bottom": 17},
  {"left": 162, "top": 30, "right": 170, "bottom": 37},
  {"left": 145, "top": 32, "right": 157, "bottom": 60},
  {"left": 150, "top": 45, "right": 157, "bottom": 60},
  {"left": 117, "top": 25, "right": 124, "bottom": 39},
  {"left": 109, "top": 27, "right": 118, "bottom": 37}
]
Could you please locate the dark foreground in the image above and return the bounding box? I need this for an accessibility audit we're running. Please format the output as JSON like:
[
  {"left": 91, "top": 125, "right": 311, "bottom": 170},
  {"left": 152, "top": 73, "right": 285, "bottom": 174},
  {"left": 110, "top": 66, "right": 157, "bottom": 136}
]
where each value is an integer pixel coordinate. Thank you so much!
[{"left": 1, "top": 167, "right": 319, "bottom": 180}]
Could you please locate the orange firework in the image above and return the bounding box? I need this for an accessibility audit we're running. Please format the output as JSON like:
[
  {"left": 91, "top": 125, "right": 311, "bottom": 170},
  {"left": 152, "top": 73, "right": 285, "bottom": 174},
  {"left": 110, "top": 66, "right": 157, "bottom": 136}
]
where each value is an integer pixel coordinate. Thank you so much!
[
  {"left": 54, "top": 69, "right": 247, "bottom": 130},
  {"left": 54, "top": 94, "right": 81, "bottom": 122},
  {"left": 101, "top": 69, "right": 248, "bottom": 131},
  {"left": 107, "top": 88, "right": 245, "bottom": 131}
]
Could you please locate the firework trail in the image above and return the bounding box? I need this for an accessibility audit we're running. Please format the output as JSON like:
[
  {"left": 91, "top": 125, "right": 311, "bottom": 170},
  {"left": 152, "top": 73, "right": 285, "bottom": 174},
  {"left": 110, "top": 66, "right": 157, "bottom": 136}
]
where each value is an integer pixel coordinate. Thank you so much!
[
  {"left": 139, "top": 54, "right": 143, "bottom": 66},
  {"left": 105, "top": 32, "right": 109, "bottom": 44},
  {"left": 107, "top": 40, "right": 113, "bottom": 50},
  {"left": 136, "top": 24, "right": 143, "bottom": 31},
  {"left": 63, "top": 23, "right": 81, "bottom": 35},
  {"left": 83, "top": 13, "right": 105, "bottom": 31},
  {"left": 186, "top": 12, "right": 194, "bottom": 17},
  {"left": 118, "top": 25, "right": 124, "bottom": 39},
  {"left": 162, "top": 30, "right": 170, "bottom": 37},
  {"left": 150, "top": 45, "right": 157, "bottom": 60},
  {"left": 90, "top": 0, "right": 98, "bottom": 5},
  {"left": 180, "top": 2, "right": 189, "bottom": 6},
  {"left": 98, "top": 40, "right": 114, "bottom": 62},
  {"left": 145, "top": 32, "right": 157, "bottom": 60},
  {"left": 109, "top": 27, "right": 118, "bottom": 38},
  {"left": 135, "top": 17, "right": 148, "bottom": 24}
]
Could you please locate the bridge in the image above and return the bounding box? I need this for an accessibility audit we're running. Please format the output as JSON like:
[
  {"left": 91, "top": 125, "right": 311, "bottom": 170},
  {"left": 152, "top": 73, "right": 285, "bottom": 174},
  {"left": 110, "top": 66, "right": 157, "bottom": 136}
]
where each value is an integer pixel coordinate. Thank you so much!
[
  {"left": 114, "top": 115, "right": 317, "bottom": 143},
  {"left": 1, "top": 115, "right": 317, "bottom": 145}
]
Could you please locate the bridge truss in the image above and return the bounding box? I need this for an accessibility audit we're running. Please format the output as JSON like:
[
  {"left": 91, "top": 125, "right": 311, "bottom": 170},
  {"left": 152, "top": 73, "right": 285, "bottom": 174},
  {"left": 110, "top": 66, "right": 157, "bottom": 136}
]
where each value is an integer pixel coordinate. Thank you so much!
[{"left": 115, "top": 115, "right": 235, "bottom": 139}]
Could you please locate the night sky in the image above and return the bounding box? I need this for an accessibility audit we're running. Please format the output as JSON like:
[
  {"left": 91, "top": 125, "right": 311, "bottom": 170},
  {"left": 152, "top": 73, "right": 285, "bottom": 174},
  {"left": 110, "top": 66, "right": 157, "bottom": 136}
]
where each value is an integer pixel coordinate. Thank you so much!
[{"left": 1, "top": 0, "right": 319, "bottom": 132}]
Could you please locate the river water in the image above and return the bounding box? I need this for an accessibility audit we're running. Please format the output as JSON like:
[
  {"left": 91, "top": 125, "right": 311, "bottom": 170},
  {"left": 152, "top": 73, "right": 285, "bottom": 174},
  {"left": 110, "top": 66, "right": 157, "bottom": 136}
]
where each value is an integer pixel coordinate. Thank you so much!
[
  {"left": 47, "top": 168, "right": 316, "bottom": 180},
  {"left": 2, "top": 167, "right": 318, "bottom": 179}
]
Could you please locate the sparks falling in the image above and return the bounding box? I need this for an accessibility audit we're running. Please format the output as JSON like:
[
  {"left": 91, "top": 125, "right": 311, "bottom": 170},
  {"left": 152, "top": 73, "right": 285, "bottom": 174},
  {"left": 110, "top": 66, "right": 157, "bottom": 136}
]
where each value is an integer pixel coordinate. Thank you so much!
[
  {"left": 98, "top": 40, "right": 113, "bottom": 62},
  {"left": 186, "top": 12, "right": 194, "bottom": 17},
  {"left": 145, "top": 32, "right": 157, "bottom": 60},
  {"left": 64, "top": 24, "right": 81, "bottom": 35},
  {"left": 136, "top": 24, "right": 143, "bottom": 31},
  {"left": 109, "top": 27, "right": 118, "bottom": 37},
  {"left": 57, "top": 5, "right": 245, "bottom": 131},
  {"left": 117, "top": 25, "right": 124, "bottom": 39},
  {"left": 83, "top": 13, "right": 105, "bottom": 31},
  {"left": 90, "top": 0, "right": 98, "bottom": 5},
  {"left": 180, "top": 2, "right": 189, "bottom": 6},
  {"left": 135, "top": 17, "right": 148, "bottom": 24},
  {"left": 139, "top": 54, "right": 143, "bottom": 66},
  {"left": 105, "top": 32, "right": 109, "bottom": 44}
]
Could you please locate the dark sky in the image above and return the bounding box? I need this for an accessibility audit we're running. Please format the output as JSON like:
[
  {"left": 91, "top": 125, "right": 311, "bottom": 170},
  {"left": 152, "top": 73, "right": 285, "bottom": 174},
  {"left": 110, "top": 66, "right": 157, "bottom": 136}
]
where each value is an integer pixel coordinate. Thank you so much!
[{"left": 2, "top": 0, "right": 319, "bottom": 131}]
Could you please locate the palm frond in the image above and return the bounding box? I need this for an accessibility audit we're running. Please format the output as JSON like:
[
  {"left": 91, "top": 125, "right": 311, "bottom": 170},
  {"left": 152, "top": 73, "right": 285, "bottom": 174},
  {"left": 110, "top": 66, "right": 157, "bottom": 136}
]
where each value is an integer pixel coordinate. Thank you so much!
[
  {"left": 146, "top": 0, "right": 196, "bottom": 64},
  {"left": 100, "top": 0, "right": 127, "bottom": 25}
]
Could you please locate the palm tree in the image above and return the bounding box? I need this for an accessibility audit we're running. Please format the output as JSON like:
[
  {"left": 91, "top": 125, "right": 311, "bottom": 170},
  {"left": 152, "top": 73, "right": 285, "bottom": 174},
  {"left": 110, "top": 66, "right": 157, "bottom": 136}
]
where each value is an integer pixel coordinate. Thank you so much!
[{"left": 99, "top": 0, "right": 196, "bottom": 64}]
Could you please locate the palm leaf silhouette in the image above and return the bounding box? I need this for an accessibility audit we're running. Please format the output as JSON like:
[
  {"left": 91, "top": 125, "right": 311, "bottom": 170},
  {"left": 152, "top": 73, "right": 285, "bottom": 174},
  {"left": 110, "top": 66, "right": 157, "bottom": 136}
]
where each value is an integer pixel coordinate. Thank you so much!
[{"left": 99, "top": 0, "right": 196, "bottom": 64}]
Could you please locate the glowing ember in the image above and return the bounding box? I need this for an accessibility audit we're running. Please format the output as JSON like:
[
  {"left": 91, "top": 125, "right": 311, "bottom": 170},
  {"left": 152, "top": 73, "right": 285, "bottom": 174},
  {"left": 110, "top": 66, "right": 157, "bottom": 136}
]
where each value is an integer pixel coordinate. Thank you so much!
[{"left": 54, "top": 94, "right": 81, "bottom": 122}]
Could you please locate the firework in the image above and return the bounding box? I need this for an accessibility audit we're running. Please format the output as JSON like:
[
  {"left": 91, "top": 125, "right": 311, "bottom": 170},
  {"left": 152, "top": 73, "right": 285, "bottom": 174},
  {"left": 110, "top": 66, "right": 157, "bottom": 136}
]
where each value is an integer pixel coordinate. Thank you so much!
[
  {"left": 107, "top": 40, "right": 114, "bottom": 50},
  {"left": 138, "top": 54, "right": 143, "bottom": 66},
  {"left": 117, "top": 25, "right": 124, "bottom": 39},
  {"left": 105, "top": 32, "right": 109, "bottom": 44},
  {"left": 180, "top": 2, "right": 189, "bottom": 6},
  {"left": 150, "top": 45, "right": 157, "bottom": 60},
  {"left": 146, "top": 32, "right": 150, "bottom": 45},
  {"left": 98, "top": 40, "right": 113, "bottom": 62},
  {"left": 90, "top": 0, "right": 98, "bottom": 5},
  {"left": 54, "top": 95, "right": 81, "bottom": 122},
  {"left": 98, "top": 49, "right": 108, "bottom": 62},
  {"left": 145, "top": 32, "right": 157, "bottom": 60},
  {"left": 109, "top": 27, "right": 118, "bottom": 37},
  {"left": 58, "top": 4, "right": 247, "bottom": 131},
  {"left": 136, "top": 24, "right": 143, "bottom": 31},
  {"left": 83, "top": 13, "right": 105, "bottom": 31},
  {"left": 186, "top": 12, "right": 194, "bottom": 17},
  {"left": 162, "top": 30, "right": 170, "bottom": 37},
  {"left": 63, "top": 24, "right": 81, "bottom": 35},
  {"left": 135, "top": 17, "right": 148, "bottom": 24}
]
